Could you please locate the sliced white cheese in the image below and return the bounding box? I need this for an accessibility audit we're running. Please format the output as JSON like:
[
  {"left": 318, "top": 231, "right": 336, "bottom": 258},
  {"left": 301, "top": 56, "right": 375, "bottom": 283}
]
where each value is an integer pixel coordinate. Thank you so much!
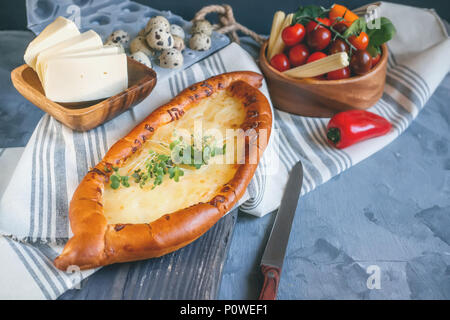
[
  {"left": 54, "top": 45, "right": 124, "bottom": 59},
  {"left": 43, "top": 53, "right": 128, "bottom": 103},
  {"left": 24, "top": 16, "right": 80, "bottom": 69},
  {"left": 35, "top": 30, "right": 103, "bottom": 80},
  {"left": 40, "top": 46, "right": 125, "bottom": 86}
]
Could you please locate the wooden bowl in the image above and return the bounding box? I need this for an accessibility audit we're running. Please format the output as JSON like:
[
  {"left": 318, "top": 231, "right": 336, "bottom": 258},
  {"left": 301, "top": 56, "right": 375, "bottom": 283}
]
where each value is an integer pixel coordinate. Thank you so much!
[
  {"left": 259, "top": 41, "right": 388, "bottom": 118},
  {"left": 11, "top": 57, "right": 157, "bottom": 131}
]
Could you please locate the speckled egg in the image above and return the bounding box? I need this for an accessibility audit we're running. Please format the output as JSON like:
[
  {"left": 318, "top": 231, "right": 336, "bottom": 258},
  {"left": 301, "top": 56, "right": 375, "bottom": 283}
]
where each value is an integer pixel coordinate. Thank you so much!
[
  {"left": 138, "top": 28, "right": 147, "bottom": 36},
  {"left": 106, "top": 30, "right": 130, "bottom": 46},
  {"left": 130, "top": 36, "right": 155, "bottom": 56},
  {"left": 189, "top": 33, "right": 211, "bottom": 51},
  {"left": 170, "top": 24, "right": 185, "bottom": 40},
  {"left": 191, "top": 20, "right": 213, "bottom": 36},
  {"left": 104, "top": 41, "right": 125, "bottom": 52},
  {"left": 146, "top": 28, "right": 174, "bottom": 51},
  {"left": 129, "top": 51, "right": 152, "bottom": 68},
  {"left": 172, "top": 35, "right": 185, "bottom": 51},
  {"left": 145, "top": 15, "right": 170, "bottom": 34},
  {"left": 159, "top": 48, "right": 184, "bottom": 68}
]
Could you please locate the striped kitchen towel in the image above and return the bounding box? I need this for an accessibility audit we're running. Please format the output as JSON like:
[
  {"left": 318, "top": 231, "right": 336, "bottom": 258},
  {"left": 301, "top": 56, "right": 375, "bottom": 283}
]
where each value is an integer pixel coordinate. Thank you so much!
[
  {"left": 0, "top": 42, "right": 273, "bottom": 299},
  {"left": 0, "top": 2, "right": 449, "bottom": 298}
]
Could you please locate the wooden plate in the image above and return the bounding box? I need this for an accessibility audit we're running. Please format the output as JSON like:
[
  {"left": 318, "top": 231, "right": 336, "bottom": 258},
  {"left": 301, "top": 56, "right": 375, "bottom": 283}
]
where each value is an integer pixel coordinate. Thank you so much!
[
  {"left": 11, "top": 57, "right": 157, "bottom": 131},
  {"left": 259, "top": 41, "right": 388, "bottom": 118}
]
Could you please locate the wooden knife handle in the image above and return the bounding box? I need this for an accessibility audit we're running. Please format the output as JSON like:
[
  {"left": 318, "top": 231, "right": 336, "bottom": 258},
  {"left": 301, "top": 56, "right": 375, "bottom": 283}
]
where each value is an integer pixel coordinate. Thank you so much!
[{"left": 259, "top": 264, "right": 281, "bottom": 300}]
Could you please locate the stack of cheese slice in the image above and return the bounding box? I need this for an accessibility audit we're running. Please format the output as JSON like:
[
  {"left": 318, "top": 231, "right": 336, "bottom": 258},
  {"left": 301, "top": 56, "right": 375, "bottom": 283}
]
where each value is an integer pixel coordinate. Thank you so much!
[{"left": 24, "top": 16, "right": 128, "bottom": 103}]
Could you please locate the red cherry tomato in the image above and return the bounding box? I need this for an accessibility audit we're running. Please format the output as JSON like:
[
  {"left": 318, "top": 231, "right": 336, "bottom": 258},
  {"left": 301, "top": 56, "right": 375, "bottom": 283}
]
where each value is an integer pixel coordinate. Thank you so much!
[
  {"left": 307, "top": 28, "right": 332, "bottom": 51},
  {"left": 281, "top": 23, "right": 306, "bottom": 46},
  {"left": 327, "top": 67, "right": 351, "bottom": 80},
  {"left": 306, "top": 17, "right": 331, "bottom": 34},
  {"left": 350, "top": 50, "right": 372, "bottom": 75},
  {"left": 270, "top": 53, "right": 291, "bottom": 72},
  {"left": 306, "top": 51, "right": 328, "bottom": 79},
  {"left": 306, "top": 51, "right": 327, "bottom": 63},
  {"left": 288, "top": 44, "right": 310, "bottom": 67},
  {"left": 349, "top": 32, "right": 369, "bottom": 50},
  {"left": 372, "top": 53, "right": 381, "bottom": 67}
]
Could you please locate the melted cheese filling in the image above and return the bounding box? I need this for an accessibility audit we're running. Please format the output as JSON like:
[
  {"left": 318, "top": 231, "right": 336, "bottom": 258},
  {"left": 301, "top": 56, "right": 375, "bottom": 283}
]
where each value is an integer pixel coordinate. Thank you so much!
[{"left": 103, "top": 90, "right": 246, "bottom": 224}]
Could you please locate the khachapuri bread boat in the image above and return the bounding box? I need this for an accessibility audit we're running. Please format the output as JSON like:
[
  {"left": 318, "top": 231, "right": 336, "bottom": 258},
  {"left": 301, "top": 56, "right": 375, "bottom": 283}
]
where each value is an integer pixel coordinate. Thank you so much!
[{"left": 54, "top": 71, "right": 272, "bottom": 270}]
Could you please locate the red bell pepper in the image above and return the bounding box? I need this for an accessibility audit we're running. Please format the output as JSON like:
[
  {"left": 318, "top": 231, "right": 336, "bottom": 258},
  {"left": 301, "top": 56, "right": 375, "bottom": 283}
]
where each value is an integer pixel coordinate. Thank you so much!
[{"left": 326, "top": 110, "right": 392, "bottom": 149}]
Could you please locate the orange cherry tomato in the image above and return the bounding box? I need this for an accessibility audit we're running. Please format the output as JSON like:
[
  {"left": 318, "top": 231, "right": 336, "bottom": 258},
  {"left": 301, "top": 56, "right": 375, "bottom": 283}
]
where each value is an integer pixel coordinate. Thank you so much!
[
  {"left": 329, "top": 4, "right": 359, "bottom": 27},
  {"left": 349, "top": 31, "right": 369, "bottom": 50}
]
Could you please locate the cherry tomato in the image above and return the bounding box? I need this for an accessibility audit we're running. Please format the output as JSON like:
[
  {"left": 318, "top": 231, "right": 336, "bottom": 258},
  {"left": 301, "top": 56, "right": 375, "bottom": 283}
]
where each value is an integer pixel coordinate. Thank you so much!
[
  {"left": 288, "top": 44, "right": 310, "bottom": 67},
  {"left": 332, "top": 22, "right": 348, "bottom": 34},
  {"left": 349, "top": 32, "right": 369, "bottom": 50},
  {"left": 372, "top": 53, "right": 381, "bottom": 67},
  {"left": 329, "top": 39, "right": 349, "bottom": 54},
  {"left": 327, "top": 67, "right": 351, "bottom": 80},
  {"left": 281, "top": 24, "right": 306, "bottom": 46},
  {"left": 270, "top": 53, "right": 291, "bottom": 72},
  {"left": 307, "top": 28, "right": 332, "bottom": 51},
  {"left": 306, "top": 51, "right": 327, "bottom": 63},
  {"left": 306, "top": 17, "right": 331, "bottom": 34},
  {"left": 350, "top": 50, "right": 372, "bottom": 75},
  {"left": 306, "top": 51, "right": 327, "bottom": 79}
]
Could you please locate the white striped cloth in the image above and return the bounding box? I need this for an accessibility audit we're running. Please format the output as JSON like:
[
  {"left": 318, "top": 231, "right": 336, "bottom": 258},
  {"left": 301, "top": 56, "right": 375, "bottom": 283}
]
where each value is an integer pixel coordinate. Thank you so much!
[{"left": 0, "top": 2, "right": 449, "bottom": 299}]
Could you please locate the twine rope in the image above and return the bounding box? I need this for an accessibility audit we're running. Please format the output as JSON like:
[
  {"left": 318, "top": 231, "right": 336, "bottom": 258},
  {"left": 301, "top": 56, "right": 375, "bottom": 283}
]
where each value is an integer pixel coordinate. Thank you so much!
[{"left": 193, "top": 4, "right": 267, "bottom": 45}]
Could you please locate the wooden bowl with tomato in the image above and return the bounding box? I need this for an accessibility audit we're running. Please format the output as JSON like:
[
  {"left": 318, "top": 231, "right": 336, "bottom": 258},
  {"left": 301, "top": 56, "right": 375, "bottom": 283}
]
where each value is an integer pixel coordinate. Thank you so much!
[{"left": 259, "top": 4, "right": 392, "bottom": 118}]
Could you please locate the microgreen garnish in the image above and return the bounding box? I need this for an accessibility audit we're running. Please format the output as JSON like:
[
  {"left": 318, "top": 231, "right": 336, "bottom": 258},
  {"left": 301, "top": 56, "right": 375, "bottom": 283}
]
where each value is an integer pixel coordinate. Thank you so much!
[
  {"left": 109, "top": 132, "right": 225, "bottom": 190},
  {"left": 110, "top": 167, "right": 130, "bottom": 189},
  {"left": 170, "top": 134, "right": 225, "bottom": 169}
]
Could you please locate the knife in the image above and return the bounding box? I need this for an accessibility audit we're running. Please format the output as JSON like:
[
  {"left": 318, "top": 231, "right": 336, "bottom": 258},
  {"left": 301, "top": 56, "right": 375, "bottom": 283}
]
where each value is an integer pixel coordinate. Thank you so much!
[{"left": 259, "top": 161, "right": 303, "bottom": 300}]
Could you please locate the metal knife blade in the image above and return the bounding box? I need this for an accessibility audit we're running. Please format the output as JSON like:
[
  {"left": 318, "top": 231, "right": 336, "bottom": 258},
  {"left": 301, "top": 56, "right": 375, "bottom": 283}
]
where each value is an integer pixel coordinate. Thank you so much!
[
  {"left": 261, "top": 160, "right": 303, "bottom": 268},
  {"left": 258, "top": 161, "right": 303, "bottom": 300}
]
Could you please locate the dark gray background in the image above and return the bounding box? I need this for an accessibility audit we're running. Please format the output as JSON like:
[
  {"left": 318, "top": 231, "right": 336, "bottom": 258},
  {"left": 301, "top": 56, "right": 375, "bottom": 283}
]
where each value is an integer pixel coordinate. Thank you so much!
[
  {"left": 1, "top": 0, "right": 449, "bottom": 300},
  {"left": 1, "top": 0, "right": 449, "bottom": 33}
]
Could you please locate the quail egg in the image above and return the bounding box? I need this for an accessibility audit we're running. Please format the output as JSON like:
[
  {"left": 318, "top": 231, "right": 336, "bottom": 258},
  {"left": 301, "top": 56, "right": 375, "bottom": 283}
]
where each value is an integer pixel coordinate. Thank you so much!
[
  {"left": 138, "top": 28, "right": 147, "bottom": 36},
  {"left": 191, "top": 20, "right": 213, "bottom": 36},
  {"left": 106, "top": 30, "right": 130, "bottom": 46},
  {"left": 170, "top": 24, "right": 185, "bottom": 40},
  {"left": 159, "top": 48, "right": 184, "bottom": 68},
  {"left": 146, "top": 28, "right": 174, "bottom": 51},
  {"left": 189, "top": 33, "right": 211, "bottom": 51},
  {"left": 104, "top": 41, "right": 124, "bottom": 52},
  {"left": 129, "top": 51, "right": 152, "bottom": 68},
  {"left": 130, "top": 36, "right": 155, "bottom": 56},
  {"left": 145, "top": 15, "right": 170, "bottom": 34},
  {"left": 172, "top": 35, "right": 185, "bottom": 51}
]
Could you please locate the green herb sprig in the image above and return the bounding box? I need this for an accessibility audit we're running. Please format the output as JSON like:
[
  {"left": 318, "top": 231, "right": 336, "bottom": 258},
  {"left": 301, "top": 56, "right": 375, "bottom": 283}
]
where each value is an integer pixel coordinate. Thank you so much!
[
  {"left": 109, "top": 133, "right": 225, "bottom": 190},
  {"left": 110, "top": 167, "right": 130, "bottom": 189}
]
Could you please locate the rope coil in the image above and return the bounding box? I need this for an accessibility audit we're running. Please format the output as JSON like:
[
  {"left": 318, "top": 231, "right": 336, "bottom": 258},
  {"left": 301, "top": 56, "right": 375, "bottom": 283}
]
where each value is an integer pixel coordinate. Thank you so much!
[{"left": 193, "top": 4, "right": 267, "bottom": 45}]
